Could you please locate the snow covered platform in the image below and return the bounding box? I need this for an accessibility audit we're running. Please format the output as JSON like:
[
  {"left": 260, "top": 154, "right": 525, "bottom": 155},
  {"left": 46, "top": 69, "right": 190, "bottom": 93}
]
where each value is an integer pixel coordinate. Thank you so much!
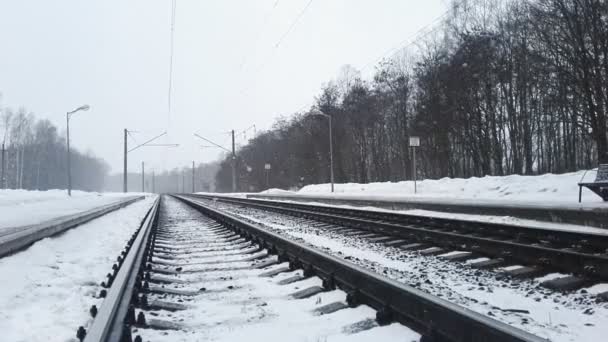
[
  {"left": 0, "top": 189, "right": 145, "bottom": 229},
  {"left": 244, "top": 171, "right": 608, "bottom": 228},
  {"left": 0, "top": 195, "right": 144, "bottom": 257}
]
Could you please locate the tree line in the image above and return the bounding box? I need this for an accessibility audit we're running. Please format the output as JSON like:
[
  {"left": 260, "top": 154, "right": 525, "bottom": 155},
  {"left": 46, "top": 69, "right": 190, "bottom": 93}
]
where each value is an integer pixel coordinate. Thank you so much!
[
  {"left": 215, "top": 0, "right": 608, "bottom": 192},
  {"left": 103, "top": 162, "right": 219, "bottom": 194},
  {"left": 1, "top": 104, "right": 109, "bottom": 191}
]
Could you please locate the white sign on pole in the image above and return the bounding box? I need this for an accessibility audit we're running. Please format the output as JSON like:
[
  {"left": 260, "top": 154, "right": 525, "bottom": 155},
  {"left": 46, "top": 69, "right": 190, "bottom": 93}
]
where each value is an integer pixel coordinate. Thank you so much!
[
  {"left": 264, "top": 163, "right": 271, "bottom": 170},
  {"left": 408, "top": 136, "right": 420, "bottom": 194},
  {"left": 409, "top": 136, "right": 420, "bottom": 147}
]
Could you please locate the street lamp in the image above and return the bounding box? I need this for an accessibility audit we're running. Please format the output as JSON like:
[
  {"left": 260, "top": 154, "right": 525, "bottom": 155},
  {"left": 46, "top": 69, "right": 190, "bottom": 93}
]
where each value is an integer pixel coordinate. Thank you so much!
[
  {"left": 311, "top": 110, "right": 334, "bottom": 193},
  {"left": 66, "top": 104, "right": 90, "bottom": 196}
]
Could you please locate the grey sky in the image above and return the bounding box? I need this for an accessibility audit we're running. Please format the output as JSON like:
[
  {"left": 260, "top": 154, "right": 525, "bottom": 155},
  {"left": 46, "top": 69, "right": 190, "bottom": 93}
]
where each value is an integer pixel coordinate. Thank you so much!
[{"left": 0, "top": 0, "right": 446, "bottom": 174}]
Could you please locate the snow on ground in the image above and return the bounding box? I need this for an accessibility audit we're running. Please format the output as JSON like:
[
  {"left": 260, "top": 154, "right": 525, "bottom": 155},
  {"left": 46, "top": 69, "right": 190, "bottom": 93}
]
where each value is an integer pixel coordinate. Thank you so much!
[
  {"left": 0, "top": 189, "right": 145, "bottom": 229},
  {"left": 0, "top": 195, "right": 156, "bottom": 342},
  {"left": 205, "top": 200, "right": 608, "bottom": 342},
  {"left": 137, "top": 196, "right": 417, "bottom": 342},
  {"left": 260, "top": 169, "right": 607, "bottom": 207}
]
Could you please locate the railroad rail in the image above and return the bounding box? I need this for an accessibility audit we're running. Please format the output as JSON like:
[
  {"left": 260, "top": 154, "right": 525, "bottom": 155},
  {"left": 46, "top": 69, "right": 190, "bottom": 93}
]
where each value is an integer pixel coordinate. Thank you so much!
[
  {"left": 77, "top": 194, "right": 546, "bottom": 342},
  {"left": 186, "top": 194, "right": 608, "bottom": 289},
  {"left": 0, "top": 196, "right": 144, "bottom": 258},
  {"left": 246, "top": 192, "right": 608, "bottom": 228},
  {"left": 79, "top": 196, "right": 160, "bottom": 342}
]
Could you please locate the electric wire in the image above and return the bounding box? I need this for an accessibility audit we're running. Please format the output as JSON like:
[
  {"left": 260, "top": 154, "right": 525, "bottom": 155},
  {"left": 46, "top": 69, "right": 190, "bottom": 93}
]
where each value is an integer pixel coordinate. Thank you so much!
[
  {"left": 360, "top": 0, "right": 465, "bottom": 72},
  {"left": 239, "top": 0, "right": 314, "bottom": 97},
  {"left": 167, "top": 0, "right": 177, "bottom": 133},
  {"left": 274, "top": 0, "right": 313, "bottom": 49},
  {"left": 239, "top": 0, "right": 281, "bottom": 72}
]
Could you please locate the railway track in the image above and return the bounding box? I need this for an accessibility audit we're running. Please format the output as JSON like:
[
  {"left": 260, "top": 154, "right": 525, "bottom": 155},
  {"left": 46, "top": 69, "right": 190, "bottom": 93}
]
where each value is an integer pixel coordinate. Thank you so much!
[
  {"left": 76, "top": 195, "right": 545, "bottom": 342},
  {"left": 187, "top": 194, "right": 608, "bottom": 293}
]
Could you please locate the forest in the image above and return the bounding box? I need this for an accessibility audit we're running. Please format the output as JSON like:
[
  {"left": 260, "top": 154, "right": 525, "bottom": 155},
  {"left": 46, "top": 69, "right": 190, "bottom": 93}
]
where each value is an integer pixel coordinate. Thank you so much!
[
  {"left": 0, "top": 105, "right": 109, "bottom": 191},
  {"left": 216, "top": 0, "right": 608, "bottom": 192}
]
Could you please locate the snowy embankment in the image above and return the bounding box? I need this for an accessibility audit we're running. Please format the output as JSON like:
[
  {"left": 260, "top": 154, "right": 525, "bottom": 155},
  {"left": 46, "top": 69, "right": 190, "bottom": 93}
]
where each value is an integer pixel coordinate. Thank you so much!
[
  {"left": 0, "top": 189, "right": 144, "bottom": 229},
  {"left": 262, "top": 170, "right": 605, "bottom": 206},
  {"left": 0, "top": 195, "right": 156, "bottom": 342}
]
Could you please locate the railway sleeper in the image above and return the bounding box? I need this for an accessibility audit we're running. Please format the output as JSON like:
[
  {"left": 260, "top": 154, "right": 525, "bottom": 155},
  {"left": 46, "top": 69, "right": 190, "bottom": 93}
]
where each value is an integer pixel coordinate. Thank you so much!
[{"left": 214, "top": 197, "right": 607, "bottom": 294}]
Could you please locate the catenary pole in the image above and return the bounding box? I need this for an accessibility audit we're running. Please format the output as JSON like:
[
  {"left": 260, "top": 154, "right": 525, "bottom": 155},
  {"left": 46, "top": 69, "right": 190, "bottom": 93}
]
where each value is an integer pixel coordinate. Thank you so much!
[
  {"left": 328, "top": 115, "right": 334, "bottom": 193},
  {"left": 141, "top": 161, "right": 144, "bottom": 192},
  {"left": 231, "top": 130, "right": 236, "bottom": 192},
  {"left": 1, "top": 142, "right": 4, "bottom": 189},
  {"left": 123, "top": 129, "right": 128, "bottom": 193},
  {"left": 192, "top": 161, "right": 195, "bottom": 193},
  {"left": 66, "top": 113, "right": 72, "bottom": 196}
]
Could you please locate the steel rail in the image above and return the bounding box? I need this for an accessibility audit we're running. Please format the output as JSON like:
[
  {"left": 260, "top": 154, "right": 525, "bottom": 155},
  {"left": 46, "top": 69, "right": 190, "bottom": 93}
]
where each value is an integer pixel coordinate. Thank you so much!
[
  {"left": 188, "top": 194, "right": 608, "bottom": 250},
  {"left": 186, "top": 194, "right": 608, "bottom": 281},
  {"left": 174, "top": 195, "right": 547, "bottom": 342},
  {"left": 246, "top": 193, "right": 608, "bottom": 229},
  {"left": 83, "top": 196, "right": 160, "bottom": 342}
]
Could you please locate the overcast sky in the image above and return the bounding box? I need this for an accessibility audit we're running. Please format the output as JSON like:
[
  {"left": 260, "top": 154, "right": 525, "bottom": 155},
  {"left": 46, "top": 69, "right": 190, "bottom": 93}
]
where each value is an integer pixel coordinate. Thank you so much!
[{"left": 0, "top": 0, "right": 446, "bottom": 174}]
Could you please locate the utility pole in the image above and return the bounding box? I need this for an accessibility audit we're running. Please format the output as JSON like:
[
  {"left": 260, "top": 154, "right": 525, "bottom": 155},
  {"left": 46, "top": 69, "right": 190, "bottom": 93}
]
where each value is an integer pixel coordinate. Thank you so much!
[
  {"left": 65, "top": 105, "right": 90, "bottom": 196},
  {"left": 1, "top": 142, "right": 5, "bottom": 189},
  {"left": 141, "top": 161, "right": 144, "bottom": 192},
  {"left": 231, "top": 129, "right": 236, "bottom": 192},
  {"left": 312, "top": 111, "right": 334, "bottom": 192},
  {"left": 152, "top": 170, "right": 155, "bottom": 193},
  {"left": 123, "top": 129, "right": 128, "bottom": 193},
  {"left": 67, "top": 114, "right": 71, "bottom": 196},
  {"left": 328, "top": 115, "right": 334, "bottom": 193},
  {"left": 182, "top": 169, "right": 185, "bottom": 193},
  {"left": 193, "top": 131, "right": 235, "bottom": 191},
  {"left": 123, "top": 130, "right": 177, "bottom": 193},
  {"left": 192, "top": 161, "right": 195, "bottom": 193}
]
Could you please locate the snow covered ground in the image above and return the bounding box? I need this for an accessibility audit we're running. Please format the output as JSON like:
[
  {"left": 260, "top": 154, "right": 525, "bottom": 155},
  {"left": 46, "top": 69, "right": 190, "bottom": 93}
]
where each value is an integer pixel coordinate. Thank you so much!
[
  {"left": 259, "top": 169, "right": 607, "bottom": 206},
  {"left": 0, "top": 195, "right": 156, "bottom": 342},
  {"left": 207, "top": 200, "right": 608, "bottom": 342},
  {"left": 0, "top": 189, "right": 145, "bottom": 229}
]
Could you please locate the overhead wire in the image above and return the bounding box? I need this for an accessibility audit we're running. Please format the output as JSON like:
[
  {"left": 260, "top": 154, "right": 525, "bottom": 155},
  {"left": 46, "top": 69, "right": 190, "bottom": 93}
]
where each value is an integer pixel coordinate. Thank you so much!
[
  {"left": 167, "top": 0, "right": 177, "bottom": 133},
  {"left": 239, "top": 0, "right": 314, "bottom": 97},
  {"left": 127, "top": 130, "right": 138, "bottom": 144},
  {"left": 274, "top": 0, "right": 313, "bottom": 49},
  {"left": 360, "top": 0, "right": 465, "bottom": 72},
  {"left": 162, "top": 0, "right": 177, "bottom": 171},
  {"left": 239, "top": 1, "right": 463, "bottom": 141},
  {"left": 238, "top": 0, "right": 281, "bottom": 72}
]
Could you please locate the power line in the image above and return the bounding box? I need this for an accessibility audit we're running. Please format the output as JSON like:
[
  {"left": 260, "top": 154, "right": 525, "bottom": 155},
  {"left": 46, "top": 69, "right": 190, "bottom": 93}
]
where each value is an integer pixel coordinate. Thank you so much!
[
  {"left": 167, "top": 0, "right": 177, "bottom": 132},
  {"left": 239, "top": 0, "right": 281, "bottom": 72},
  {"left": 127, "top": 130, "right": 138, "bottom": 144},
  {"left": 274, "top": 0, "right": 313, "bottom": 49},
  {"left": 360, "top": 0, "right": 464, "bottom": 72},
  {"left": 239, "top": 0, "right": 314, "bottom": 97}
]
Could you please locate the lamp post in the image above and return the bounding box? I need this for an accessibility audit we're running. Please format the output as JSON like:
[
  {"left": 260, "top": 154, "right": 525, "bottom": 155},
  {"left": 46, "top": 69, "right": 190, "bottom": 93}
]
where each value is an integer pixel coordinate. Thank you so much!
[
  {"left": 66, "top": 104, "right": 90, "bottom": 196},
  {"left": 312, "top": 110, "right": 334, "bottom": 193}
]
